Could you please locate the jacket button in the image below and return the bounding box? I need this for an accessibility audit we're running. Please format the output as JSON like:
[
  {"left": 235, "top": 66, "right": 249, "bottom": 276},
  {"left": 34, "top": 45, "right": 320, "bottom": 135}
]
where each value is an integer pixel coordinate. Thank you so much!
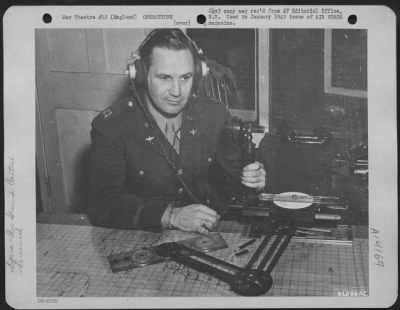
[
  {"left": 178, "top": 188, "right": 184, "bottom": 194},
  {"left": 207, "top": 157, "right": 213, "bottom": 163},
  {"left": 139, "top": 170, "right": 144, "bottom": 175},
  {"left": 178, "top": 168, "right": 184, "bottom": 175},
  {"left": 128, "top": 101, "right": 133, "bottom": 107}
]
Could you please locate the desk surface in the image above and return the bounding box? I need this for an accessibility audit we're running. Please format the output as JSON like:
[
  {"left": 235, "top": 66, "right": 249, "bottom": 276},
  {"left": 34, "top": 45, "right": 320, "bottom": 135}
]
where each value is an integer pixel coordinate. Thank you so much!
[{"left": 37, "top": 220, "right": 368, "bottom": 297}]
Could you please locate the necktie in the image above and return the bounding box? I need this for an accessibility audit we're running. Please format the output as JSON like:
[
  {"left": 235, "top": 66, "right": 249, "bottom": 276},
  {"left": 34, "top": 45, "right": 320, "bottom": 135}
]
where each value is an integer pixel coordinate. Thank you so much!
[{"left": 165, "top": 120, "right": 180, "bottom": 154}]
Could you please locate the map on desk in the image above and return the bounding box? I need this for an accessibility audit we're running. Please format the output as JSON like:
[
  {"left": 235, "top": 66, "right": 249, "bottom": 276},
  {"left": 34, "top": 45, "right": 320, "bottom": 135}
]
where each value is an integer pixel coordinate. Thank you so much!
[{"left": 36, "top": 222, "right": 368, "bottom": 297}]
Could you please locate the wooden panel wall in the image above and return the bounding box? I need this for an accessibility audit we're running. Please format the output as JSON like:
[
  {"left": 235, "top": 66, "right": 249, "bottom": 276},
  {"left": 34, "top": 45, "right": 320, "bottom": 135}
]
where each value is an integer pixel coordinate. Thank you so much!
[
  {"left": 36, "top": 29, "right": 146, "bottom": 213},
  {"left": 47, "top": 29, "right": 89, "bottom": 73},
  {"left": 103, "top": 29, "right": 145, "bottom": 74},
  {"left": 55, "top": 109, "right": 97, "bottom": 210}
]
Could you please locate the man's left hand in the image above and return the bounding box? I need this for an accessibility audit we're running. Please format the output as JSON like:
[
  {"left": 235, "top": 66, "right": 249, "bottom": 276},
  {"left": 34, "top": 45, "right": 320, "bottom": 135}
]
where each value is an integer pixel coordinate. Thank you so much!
[{"left": 241, "top": 161, "right": 266, "bottom": 190}]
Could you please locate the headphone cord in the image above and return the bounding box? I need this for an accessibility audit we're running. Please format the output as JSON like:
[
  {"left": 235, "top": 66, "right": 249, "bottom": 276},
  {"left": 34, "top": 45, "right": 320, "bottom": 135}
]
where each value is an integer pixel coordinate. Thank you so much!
[{"left": 129, "top": 82, "right": 203, "bottom": 205}]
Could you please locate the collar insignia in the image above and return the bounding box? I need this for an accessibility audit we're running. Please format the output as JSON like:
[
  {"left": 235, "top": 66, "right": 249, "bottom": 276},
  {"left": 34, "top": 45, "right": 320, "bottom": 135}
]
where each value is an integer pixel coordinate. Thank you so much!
[{"left": 145, "top": 136, "right": 155, "bottom": 143}]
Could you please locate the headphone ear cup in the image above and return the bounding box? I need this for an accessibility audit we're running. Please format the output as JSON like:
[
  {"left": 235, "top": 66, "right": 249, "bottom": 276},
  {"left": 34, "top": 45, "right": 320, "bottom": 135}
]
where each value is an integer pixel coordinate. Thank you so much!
[
  {"left": 193, "top": 59, "right": 209, "bottom": 93},
  {"left": 133, "top": 59, "right": 147, "bottom": 87},
  {"left": 199, "top": 60, "right": 209, "bottom": 78},
  {"left": 192, "top": 58, "right": 201, "bottom": 92}
]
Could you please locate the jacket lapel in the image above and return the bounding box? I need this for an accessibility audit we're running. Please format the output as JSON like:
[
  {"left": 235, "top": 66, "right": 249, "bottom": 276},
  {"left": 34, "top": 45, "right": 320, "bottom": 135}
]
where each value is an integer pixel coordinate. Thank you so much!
[{"left": 134, "top": 102, "right": 179, "bottom": 165}]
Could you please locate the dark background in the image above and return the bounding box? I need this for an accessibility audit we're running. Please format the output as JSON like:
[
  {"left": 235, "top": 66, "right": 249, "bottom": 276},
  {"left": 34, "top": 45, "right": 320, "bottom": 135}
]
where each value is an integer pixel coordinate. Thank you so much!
[{"left": 264, "top": 29, "right": 368, "bottom": 224}]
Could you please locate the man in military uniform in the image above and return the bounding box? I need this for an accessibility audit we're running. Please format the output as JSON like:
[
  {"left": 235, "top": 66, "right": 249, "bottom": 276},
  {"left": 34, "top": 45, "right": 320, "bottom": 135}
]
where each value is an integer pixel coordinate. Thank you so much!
[{"left": 88, "top": 29, "right": 266, "bottom": 234}]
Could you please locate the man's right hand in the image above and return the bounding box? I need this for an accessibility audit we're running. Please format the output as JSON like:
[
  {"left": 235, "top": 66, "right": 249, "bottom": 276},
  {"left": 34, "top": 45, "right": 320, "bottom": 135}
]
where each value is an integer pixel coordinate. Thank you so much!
[{"left": 171, "top": 204, "right": 220, "bottom": 234}]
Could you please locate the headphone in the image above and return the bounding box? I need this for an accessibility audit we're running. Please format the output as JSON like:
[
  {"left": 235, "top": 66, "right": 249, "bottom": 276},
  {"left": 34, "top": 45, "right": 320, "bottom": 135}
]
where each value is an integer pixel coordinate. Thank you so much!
[{"left": 126, "top": 28, "right": 209, "bottom": 91}]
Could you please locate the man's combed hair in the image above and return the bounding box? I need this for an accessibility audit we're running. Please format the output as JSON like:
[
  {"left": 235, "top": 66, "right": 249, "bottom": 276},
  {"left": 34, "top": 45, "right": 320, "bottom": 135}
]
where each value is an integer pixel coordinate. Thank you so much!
[{"left": 139, "top": 28, "right": 198, "bottom": 69}]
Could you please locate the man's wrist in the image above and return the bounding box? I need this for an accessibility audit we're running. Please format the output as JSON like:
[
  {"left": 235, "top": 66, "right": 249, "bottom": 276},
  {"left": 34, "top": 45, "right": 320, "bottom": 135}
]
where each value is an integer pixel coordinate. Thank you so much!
[
  {"left": 161, "top": 203, "right": 175, "bottom": 229},
  {"left": 161, "top": 204, "right": 172, "bottom": 228},
  {"left": 168, "top": 207, "right": 177, "bottom": 229}
]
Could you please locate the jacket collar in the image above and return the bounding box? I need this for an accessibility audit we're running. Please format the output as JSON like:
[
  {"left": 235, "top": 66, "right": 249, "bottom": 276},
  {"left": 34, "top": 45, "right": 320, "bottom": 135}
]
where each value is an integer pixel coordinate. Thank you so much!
[{"left": 132, "top": 94, "right": 202, "bottom": 167}]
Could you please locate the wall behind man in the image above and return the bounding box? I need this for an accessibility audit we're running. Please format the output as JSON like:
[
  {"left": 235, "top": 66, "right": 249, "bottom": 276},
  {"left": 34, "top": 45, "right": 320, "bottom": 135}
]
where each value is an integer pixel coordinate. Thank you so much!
[{"left": 269, "top": 29, "right": 367, "bottom": 143}]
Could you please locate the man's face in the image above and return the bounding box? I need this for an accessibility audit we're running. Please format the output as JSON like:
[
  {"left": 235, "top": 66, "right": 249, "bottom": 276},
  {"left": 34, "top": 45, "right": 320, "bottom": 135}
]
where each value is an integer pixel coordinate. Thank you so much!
[{"left": 146, "top": 47, "right": 194, "bottom": 117}]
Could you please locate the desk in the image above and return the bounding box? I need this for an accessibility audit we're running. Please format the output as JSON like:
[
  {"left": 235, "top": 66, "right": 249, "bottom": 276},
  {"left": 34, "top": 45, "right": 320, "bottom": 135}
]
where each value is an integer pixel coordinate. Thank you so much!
[{"left": 37, "top": 217, "right": 368, "bottom": 297}]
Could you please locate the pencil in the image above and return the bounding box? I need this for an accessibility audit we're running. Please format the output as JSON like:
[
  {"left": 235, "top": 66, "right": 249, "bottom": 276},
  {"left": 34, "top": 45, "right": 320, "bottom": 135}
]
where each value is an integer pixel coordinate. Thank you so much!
[
  {"left": 238, "top": 238, "right": 256, "bottom": 250},
  {"left": 235, "top": 249, "right": 250, "bottom": 257}
]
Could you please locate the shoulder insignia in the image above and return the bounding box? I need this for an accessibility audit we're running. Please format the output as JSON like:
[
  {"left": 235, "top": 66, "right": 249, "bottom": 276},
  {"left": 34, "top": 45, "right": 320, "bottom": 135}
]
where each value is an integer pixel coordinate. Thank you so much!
[
  {"left": 92, "top": 97, "right": 137, "bottom": 135},
  {"left": 99, "top": 98, "right": 136, "bottom": 121},
  {"left": 102, "top": 108, "right": 113, "bottom": 119}
]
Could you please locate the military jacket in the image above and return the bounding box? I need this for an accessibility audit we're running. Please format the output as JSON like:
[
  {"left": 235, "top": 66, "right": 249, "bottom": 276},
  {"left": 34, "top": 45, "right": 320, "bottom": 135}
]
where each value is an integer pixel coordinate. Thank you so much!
[{"left": 88, "top": 95, "right": 234, "bottom": 229}]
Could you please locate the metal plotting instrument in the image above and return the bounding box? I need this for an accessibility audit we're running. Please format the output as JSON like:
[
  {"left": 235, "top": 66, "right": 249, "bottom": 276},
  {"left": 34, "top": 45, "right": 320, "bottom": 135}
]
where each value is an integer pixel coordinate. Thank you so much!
[
  {"left": 178, "top": 233, "right": 228, "bottom": 253},
  {"left": 108, "top": 247, "right": 168, "bottom": 273},
  {"left": 107, "top": 233, "right": 227, "bottom": 273},
  {"left": 154, "top": 225, "right": 296, "bottom": 296}
]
